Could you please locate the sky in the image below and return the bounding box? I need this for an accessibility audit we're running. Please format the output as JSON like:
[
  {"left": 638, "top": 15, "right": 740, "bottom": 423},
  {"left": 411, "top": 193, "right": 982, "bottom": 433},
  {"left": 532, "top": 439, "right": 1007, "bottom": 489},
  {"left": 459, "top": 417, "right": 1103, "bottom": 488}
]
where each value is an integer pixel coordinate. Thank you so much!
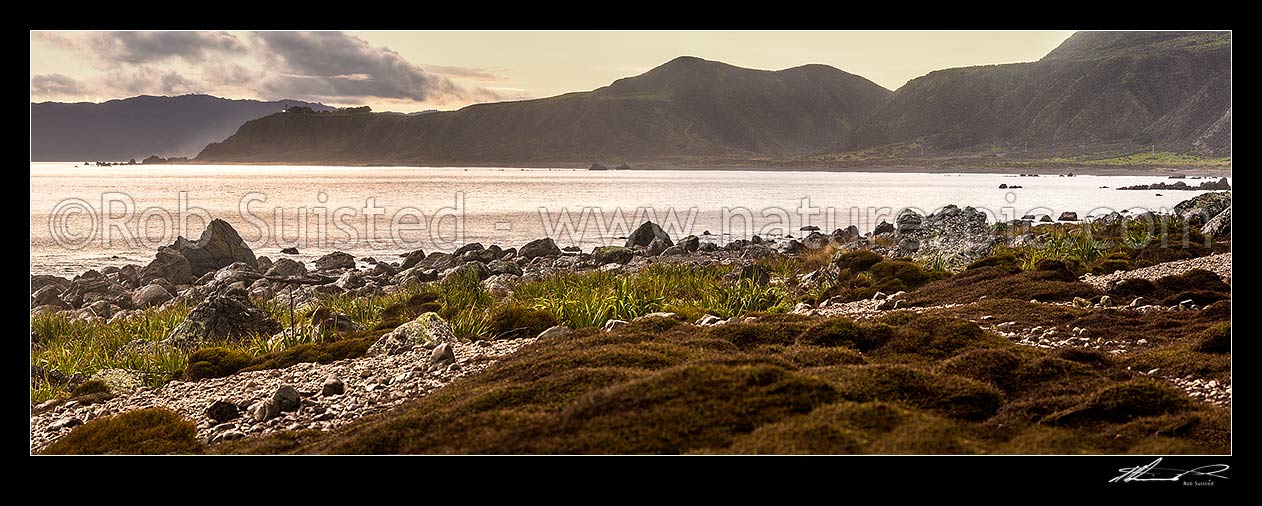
[{"left": 30, "top": 30, "right": 1075, "bottom": 113}]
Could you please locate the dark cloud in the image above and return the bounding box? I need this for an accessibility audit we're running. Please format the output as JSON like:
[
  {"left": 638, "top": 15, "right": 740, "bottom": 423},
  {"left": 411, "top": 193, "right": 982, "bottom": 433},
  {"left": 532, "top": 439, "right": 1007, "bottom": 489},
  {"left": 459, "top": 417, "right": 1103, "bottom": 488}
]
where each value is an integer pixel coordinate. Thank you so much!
[
  {"left": 89, "top": 31, "right": 247, "bottom": 64},
  {"left": 31, "top": 30, "right": 521, "bottom": 108},
  {"left": 254, "top": 31, "right": 500, "bottom": 103},
  {"left": 30, "top": 73, "right": 87, "bottom": 97}
]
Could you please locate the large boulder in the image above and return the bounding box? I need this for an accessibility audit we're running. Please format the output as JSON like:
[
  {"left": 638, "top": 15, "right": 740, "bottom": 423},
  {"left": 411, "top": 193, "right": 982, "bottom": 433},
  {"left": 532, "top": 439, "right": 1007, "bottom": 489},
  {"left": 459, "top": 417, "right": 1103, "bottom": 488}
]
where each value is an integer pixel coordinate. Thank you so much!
[
  {"left": 32, "top": 285, "right": 69, "bottom": 309},
  {"left": 894, "top": 205, "right": 992, "bottom": 270},
  {"left": 593, "top": 246, "right": 635, "bottom": 265},
  {"left": 314, "top": 251, "right": 355, "bottom": 271},
  {"left": 488, "top": 259, "right": 523, "bottom": 277},
  {"left": 31, "top": 275, "right": 72, "bottom": 294},
  {"left": 646, "top": 237, "right": 671, "bottom": 256},
  {"left": 59, "top": 270, "right": 134, "bottom": 309},
  {"left": 1202, "top": 207, "right": 1231, "bottom": 238},
  {"left": 131, "top": 283, "right": 173, "bottom": 308},
  {"left": 265, "top": 257, "right": 308, "bottom": 277},
  {"left": 1174, "top": 191, "right": 1231, "bottom": 226},
  {"left": 443, "top": 261, "right": 491, "bottom": 281},
  {"left": 625, "top": 222, "right": 673, "bottom": 249},
  {"left": 366, "top": 312, "right": 458, "bottom": 356},
  {"left": 139, "top": 247, "right": 194, "bottom": 285},
  {"left": 166, "top": 286, "right": 282, "bottom": 347},
  {"left": 400, "top": 249, "right": 427, "bottom": 270},
  {"left": 169, "top": 219, "right": 258, "bottom": 277},
  {"left": 212, "top": 262, "right": 263, "bottom": 286},
  {"left": 519, "top": 238, "right": 561, "bottom": 260}
]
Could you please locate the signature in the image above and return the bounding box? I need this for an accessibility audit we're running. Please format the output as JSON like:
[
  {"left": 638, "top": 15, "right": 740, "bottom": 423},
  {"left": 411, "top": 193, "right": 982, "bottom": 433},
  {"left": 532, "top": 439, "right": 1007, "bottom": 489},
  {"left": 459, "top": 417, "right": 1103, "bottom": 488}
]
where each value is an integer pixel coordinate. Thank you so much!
[{"left": 1110, "top": 458, "right": 1230, "bottom": 483}]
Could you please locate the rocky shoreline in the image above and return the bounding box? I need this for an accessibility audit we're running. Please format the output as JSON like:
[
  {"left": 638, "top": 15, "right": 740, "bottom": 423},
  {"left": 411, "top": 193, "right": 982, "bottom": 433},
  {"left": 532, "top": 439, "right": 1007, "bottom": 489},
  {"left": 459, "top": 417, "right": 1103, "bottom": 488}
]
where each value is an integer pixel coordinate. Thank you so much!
[{"left": 30, "top": 192, "right": 1232, "bottom": 454}]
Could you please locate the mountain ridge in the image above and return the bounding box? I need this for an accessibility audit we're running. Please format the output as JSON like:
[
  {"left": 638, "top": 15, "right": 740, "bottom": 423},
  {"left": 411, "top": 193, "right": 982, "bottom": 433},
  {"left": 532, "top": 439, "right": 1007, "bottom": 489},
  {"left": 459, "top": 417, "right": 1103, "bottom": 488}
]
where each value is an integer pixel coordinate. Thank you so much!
[{"left": 30, "top": 95, "right": 333, "bottom": 161}]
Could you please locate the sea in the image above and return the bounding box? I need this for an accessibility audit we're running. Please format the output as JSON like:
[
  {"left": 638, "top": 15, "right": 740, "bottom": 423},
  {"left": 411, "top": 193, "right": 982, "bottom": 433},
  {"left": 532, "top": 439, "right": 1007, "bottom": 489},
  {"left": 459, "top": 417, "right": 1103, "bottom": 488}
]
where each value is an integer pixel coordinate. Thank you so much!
[{"left": 30, "top": 162, "right": 1230, "bottom": 277}]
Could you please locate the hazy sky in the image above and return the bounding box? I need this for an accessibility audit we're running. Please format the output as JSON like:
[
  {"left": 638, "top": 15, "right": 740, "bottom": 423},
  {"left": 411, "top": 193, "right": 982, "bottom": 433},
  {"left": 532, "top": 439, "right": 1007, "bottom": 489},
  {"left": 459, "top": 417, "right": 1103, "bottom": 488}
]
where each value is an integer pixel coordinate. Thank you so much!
[{"left": 30, "top": 30, "right": 1075, "bottom": 112}]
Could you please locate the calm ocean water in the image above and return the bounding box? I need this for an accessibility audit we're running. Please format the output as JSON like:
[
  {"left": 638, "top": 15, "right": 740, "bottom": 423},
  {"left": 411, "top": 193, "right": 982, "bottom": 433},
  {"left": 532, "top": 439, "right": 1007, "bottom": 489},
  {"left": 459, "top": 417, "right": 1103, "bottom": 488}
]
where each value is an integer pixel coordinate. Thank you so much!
[{"left": 30, "top": 162, "right": 1229, "bottom": 277}]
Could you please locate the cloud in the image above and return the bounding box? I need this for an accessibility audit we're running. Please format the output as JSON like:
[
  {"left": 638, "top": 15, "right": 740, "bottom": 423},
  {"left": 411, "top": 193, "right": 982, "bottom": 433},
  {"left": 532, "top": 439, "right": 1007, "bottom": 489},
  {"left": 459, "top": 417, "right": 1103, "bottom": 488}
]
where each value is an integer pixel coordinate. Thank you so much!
[
  {"left": 87, "top": 31, "right": 247, "bottom": 64},
  {"left": 31, "top": 73, "right": 88, "bottom": 97},
  {"left": 425, "top": 65, "right": 504, "bottom": 82},
  {"left": 254, "top": 31, "right": 502, "bottom": 104},
  {"left": 31, "top": 30, "right": 521, "bottom": 110}
]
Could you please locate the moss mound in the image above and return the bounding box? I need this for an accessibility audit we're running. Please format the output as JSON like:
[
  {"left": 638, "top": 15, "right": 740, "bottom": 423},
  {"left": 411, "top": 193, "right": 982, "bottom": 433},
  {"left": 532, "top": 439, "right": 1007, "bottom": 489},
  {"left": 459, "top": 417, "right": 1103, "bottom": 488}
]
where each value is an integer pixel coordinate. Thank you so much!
[
  {"left": 1194, "top": 323, "right": 1230, "bottom": 354},
  {"left": 833, "top": 250, "right": 884, "bottom": 272},
  {"left": 1045, "top": 380, "right": 1192, "bottom": 426},
  {"left": 488, "top": 304, "right": 559, "bottom": 340},
  {"left": 70, "top": 379, "right": 112, "bottom": 396},
  {"left": 819, "top": 364, "right": 1004, "bottom": 421},
  {"left": 906, "top": 263, "right": 1100, "bottom": 306},
  {"left": 185, "top": 348, "right": 253, "bottom": 380},
  {"left": 42, "top": 408, "right": 203, "bottom": 455}
]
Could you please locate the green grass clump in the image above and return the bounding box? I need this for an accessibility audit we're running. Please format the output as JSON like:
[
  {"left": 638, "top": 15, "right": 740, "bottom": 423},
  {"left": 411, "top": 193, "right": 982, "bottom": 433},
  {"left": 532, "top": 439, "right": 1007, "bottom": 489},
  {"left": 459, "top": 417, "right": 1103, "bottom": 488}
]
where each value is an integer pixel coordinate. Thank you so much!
[{"left": 42, "top": 408, "right": 203, "bottom": 455}]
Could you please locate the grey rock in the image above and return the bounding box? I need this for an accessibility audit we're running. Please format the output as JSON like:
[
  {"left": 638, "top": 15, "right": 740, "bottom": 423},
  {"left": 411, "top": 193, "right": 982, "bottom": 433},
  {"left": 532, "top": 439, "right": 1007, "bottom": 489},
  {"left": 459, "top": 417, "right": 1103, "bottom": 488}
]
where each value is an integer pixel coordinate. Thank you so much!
[
  {"left": 367, "top": 312, "right": 458, "bottom": 356},
  {"left": 488, "top": 259, "right": 523, "bottom": 276},
  {"left": 519, "top": 238, "right": 562, "bottom": 260},
  {"left": 32, "top": 285, "right": 69, "bottom": 308},
  {"left": 625, "top": 222, "right": 673, "bottom": 249},
  {"left": 593, "top": 246, "right": 635, "bottom": 265},
  {"left": 206, "top": 399, "right": 240, "bottom": 423},
  {"left": 314, "top": 252, "right": 355, "bottom": 271},
  {"left": 166, "top": 286, "right": 282, "bottom": 347},
  {"left": 1174, "top": 191, "right": 1231, "bottom": 226},
  {"left": 169, "top": 219, "right": 258, "bottom": 277},
  {"left": 400, "top": 249, "right": 427, "bottom": 270},
  {"left": 249, "top": 399, "right": 279, "bottom": 422},
  {"left": 443, "top": 261, "right": 491, "bottom": 281},
  {"left": 659, "top": 244, "right": 689, "bottom": 256},
  {"left": 1058, "top": 212, "right": 1079, "bottom": 222},
  {"left": 453, "top": 243, "right": 485, "bottom": 256},
  {"left": 321, "top": 376, "right": 346, "bottom": 396},
  {"left": 280, "top": 247, "right": 299, "bottom": 255},
  {"left": 429, "top": 342, "right": 456, "bottom": 367},
  {"left": 139, "top": 247, "right": 195, "bottom": 285},
  {"left": 460, "top": 248, "right": 498, "bottom": 264},
  {"left": 680, "top": 235, "right": 701, "bottom": 252},
  {"left": 645, "top": 237, "right": 671, "bottom": 256},
  {"left": 51, "top": 417, "right": 82, "bottom": 430},
  {"left": 536, "top": 325, "right": 572, "bottom": 339},
  {"left": 894, "top": 205, "right": 992, "bottom": 269},
  {"left": 89, "top": 368, "right": 145, "bottom": 393},
  {"left": 602, "top": 319, "right": 628, "bottom": 332},
  {"left": 273, "top": 385, "right": 301, "bottom": 412},
  {"left": 265, "top": 258, "right": 307, "bottom": 277},
  {"left": 1201, "top": 206, "right": 1231, "bottom": 238},
  {"left": 696, "top": 314, "right": 722, "bottom": 326}
]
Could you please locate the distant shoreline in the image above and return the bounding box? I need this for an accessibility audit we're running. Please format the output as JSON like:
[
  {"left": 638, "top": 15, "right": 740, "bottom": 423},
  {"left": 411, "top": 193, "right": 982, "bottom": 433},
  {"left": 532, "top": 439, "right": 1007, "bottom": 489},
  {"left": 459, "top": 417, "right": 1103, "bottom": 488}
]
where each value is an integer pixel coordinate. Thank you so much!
[{"left": 52, "top": 160, "right": 1232, "bottom": 178}]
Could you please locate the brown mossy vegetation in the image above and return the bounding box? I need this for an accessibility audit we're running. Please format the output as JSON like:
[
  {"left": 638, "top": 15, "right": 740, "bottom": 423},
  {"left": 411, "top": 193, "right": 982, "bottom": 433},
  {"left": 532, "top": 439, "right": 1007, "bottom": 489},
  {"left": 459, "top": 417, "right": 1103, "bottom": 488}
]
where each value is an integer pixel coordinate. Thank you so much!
[
  {"left": 487, "top": 304, "right": 559, "bottom": 340},
  {"left": 216, "top": 309, "right": 1226, "bottom": 455},
  {"left": 42, "top": 408, "right": 204, "bottom": 455},
  {"left": 185, "top": 327, "right": 387, "bottom": 380},
  {"left": 905, "top": 259, "right": 1101, "bottom": 306},
  {"left": 1105, "top": 269, "right": 1231, "bottom": 306},
  {"left": 811, "top": 254, "right": 949, "bottom": 304}
]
